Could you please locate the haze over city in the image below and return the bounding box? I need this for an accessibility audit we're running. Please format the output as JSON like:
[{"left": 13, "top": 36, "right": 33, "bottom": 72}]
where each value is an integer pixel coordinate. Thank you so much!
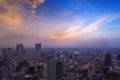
[
  {"left": 1, "top": 0, "right": 120, "bottom": 80},
  {"left": 0, "top": 0, "right": 120, "bottom": 48}
]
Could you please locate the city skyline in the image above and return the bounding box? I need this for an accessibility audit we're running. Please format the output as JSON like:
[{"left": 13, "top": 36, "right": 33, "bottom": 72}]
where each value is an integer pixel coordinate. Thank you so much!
[{"left": 0, "top": 0, "right": 120, "bottom": 48}]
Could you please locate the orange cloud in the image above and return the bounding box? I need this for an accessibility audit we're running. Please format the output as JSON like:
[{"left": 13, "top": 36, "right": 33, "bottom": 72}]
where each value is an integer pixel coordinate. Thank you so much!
[
  {"left": 50, "top": 17, "right": 107, "bottom": 41},
  {"left": 26, "top": 0, "right": 45, "bottom": 9},
  {"left": 0, "top": 0, "right": 25, "bottom": 30},
  {"left": 51, "top": 34, "right": 66, "bottom": 40},
  {"left": 51, "top": 26, "right": 80, "bottom": 40},
  {"left": 0, "top": 0, "right": 45, "bottom": 31}
]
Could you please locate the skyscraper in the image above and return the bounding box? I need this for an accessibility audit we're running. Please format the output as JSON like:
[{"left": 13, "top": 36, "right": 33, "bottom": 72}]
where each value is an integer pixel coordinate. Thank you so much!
[
  {"left": 35, "top": 43, "right": 41, "bottom": 61},
  {"left": 1, "top": 48, "right": 12, "bottom": 68},
  {"left": 17, "top": 43, "right": 25, "bottom": 61},
  {"left": 46, "top": 57, "right": 56, "bottom": 80},
  {"left": 104, "top": 53, "right": 112, "bottom": 67},
  {"left": 117, "top": 54, "right": 120, "bottom": 66},
  {"left": 56, "top": 61, "right": 63, "bottom": 80},
  {"left": 1, "top": 48, "right": 8, "bottom": 68},
  {"left": 7, "top": 48, "right": 12, "bottom": 62}
]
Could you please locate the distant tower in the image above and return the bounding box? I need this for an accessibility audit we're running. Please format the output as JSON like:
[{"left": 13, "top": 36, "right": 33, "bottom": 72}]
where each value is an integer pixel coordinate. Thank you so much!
[
  {"left": 104, "top": 53, "right": 112, "bottom": 66},
  {"left": 7, "top": 48, "right": 12, "bottom": 61},
  {"left": 117, "top": 54, "right": 120, "bottom": 66},
  {"left": 17, "top": 44, "right": 19, "bottom": 55},
  {"left": 35, "top": 43, "right": 41, "bottom": 61},
  {"left": 17, "top": 43, "right": 25, "bottom": 61}
]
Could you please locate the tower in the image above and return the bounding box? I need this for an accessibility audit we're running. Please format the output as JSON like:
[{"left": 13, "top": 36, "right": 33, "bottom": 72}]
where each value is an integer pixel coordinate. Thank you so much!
[
  {"left": 56, "top": 61, "right": 63, "bottom": 80},
  {"left": 17, "top": 43, "right": 25, "bottom": 61},
  {"left": 35, "top": 43, "right": 41, "bottom": 61},
  {"left": 1, "top": 48, "right": 12, "bottom": 68},
  {"left": 1, "top": 48, "right": 8, "bottom": 68},
  {"left": 104, "top": 53, "right": 112, "bottom": 67},
  {"left": 46, "top": 56, "right": 56, "bottom": 80},
  {"left": 7, "top": 48, "right": 12, "bottom": 62},
  {"left": 117, "top": 54, "right": 120, "bottom": 66}
]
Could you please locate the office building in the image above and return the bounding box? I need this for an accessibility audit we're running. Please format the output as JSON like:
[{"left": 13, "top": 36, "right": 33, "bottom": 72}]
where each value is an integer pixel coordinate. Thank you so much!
[
  {"left": 117, "top": 54, "right": 120, "bottom": 66},
  {"left": 17, "top": 43, "right": 25, "bottom": 61},
  {"left": 1, "top": 48, "right": 12, "bottom": 68},
  {"left": 104, "top": 53, "right": 112, "bottom": 67},
  {"left": 56, "top": 61, "right": 64, "bottom": 80},
  {"left": 46, "top": 57, "right": 56, "bottom": 80},
  {"left": 35, "top": 43, "right": 41, "bottom": 61}
]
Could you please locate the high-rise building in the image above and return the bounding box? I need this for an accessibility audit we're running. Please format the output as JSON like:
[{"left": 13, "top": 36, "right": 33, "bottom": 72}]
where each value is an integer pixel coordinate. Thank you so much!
[
  {"left": 56, "top": 61, "right": 63, "bottom": 80},
  {"left": 7, "top": 48, "right": 12, "bottom": 63},
  {"left": 46, "top": 57, "right": 56, "bottom": 80},
  {"left": 117, "top": 54, "right": 120, "bottom": 66},
  {"left": 17, "top": 43, "right": 25, "bottom": 61},
  {"left": 1, "top": 48, "right": 7, "bottom": 67},
  {"left": 35, "top": 43, "right": 41, "bottom": 61},
  {"left": 104, "top": 53, "right": 112, "bottom": 66},
  {"left": 1, "top": 48, "right": 12, "bottom": 68},
  {"left": 17, "top": 44, "right": 19, "bottom": 55},
  {"left": 17, "top": 43, "right": 25, "bottom": 55}
]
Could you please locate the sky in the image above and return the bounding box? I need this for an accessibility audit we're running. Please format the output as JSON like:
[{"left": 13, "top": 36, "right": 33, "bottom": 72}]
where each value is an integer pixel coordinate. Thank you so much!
[{"left": 0, "top": 0, "right": 120, "bottom": 48}]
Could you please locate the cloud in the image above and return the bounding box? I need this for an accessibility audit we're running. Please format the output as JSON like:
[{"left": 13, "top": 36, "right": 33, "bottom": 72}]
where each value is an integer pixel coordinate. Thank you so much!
[
  {"left": 0, "top": 0, "right": 45, "bottom": 47},
  {"left": 51, "top": 26, "right": 80, "bottom": 40},
  {"left": 50, "top": 17, "right": 107, "bottom": 40},
  {"left": 27, "top": 0, "right": 45, "bottom": 9},
  {"left": 0, "top": 0, "right": 45, "bottom": 31},
  {"left": 0, "top": 0, "right": 23, "bottom": 30}
]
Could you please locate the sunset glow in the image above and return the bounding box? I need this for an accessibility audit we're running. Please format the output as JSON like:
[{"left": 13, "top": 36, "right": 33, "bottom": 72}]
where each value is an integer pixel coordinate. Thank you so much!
[{"left": 0, "top": 0, "right": 120, "bottom": 47}]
